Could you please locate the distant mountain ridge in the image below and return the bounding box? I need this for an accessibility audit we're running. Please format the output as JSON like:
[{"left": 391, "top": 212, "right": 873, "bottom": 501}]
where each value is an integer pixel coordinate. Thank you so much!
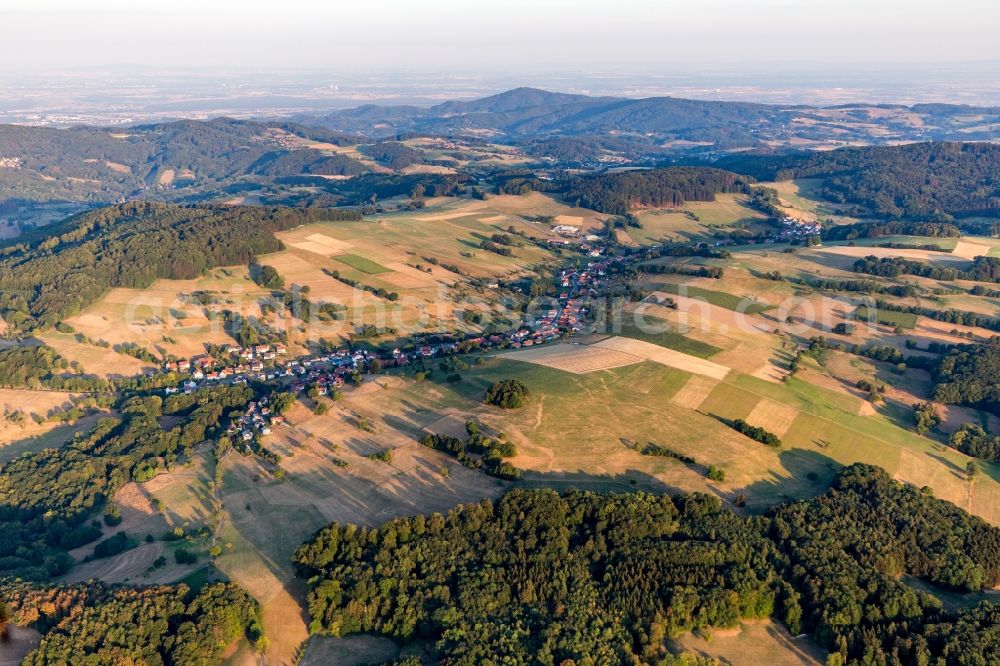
[{"left": 295, "top": 86, "right": 1000, "bottom": 149}]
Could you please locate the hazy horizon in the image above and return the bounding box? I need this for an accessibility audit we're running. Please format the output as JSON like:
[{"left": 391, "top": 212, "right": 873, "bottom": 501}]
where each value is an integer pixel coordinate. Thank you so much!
[
  {"left": 3, "top": 0, "right": 998, "bottom": 72},
  {"left": 1, "top": 0, "right": 998, "bottom": 125}
]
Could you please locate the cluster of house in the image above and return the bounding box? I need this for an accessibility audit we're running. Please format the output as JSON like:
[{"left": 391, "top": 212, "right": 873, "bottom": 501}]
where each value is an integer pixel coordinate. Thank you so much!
[
  {"left": 164, "top": 343, "right": 288, "bottom": 381},
  {"left": 226, "top": 395, "right": 285, "bottom": 444},
  {"left": 162, "top": 343, "right": 376, "bottom": 396},
  {"left": 777, "top": 215, "right": 823, "bottom": 240},
  {"left": 0, "top": 156, "right": 20, "bottom": 169}
]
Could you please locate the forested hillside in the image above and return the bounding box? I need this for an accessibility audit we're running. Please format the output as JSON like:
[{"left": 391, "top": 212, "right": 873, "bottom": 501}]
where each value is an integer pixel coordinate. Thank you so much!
[
  {"left": 295, "top": 464, "right": 1000, "bottom": 665},
  {"left": 563, "top": 167, "right": 751, "bottom": 214},
  {"left": 0, "top": 118, "right": 368, "bottom": 204},
  {"left": 719, "top": 142, "right": 1000, "bottom": 218},
  {"left": 0, "top": 202, "right": 360, "bottom": 332}
]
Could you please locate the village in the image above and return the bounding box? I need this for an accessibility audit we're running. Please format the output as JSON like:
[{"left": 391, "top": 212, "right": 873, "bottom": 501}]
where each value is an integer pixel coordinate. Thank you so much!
[{"left": 155, "top": 255, "right": 623, "bottom": 446}]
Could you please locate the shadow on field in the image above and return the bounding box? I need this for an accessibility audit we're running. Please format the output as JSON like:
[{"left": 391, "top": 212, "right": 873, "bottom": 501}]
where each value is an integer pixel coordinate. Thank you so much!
[{"left": 731, "top": 449, "right": 841, "bottom": 510}]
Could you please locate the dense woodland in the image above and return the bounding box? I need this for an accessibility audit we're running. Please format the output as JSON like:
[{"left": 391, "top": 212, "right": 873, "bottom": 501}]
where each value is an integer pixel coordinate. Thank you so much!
[
  {"left": 933, "top": 345, "right": 1000, "bottom": 416},
  {"left": 563, "top": 167, "right": 751, "bottom": 215},
  {"left": 0, "top": 202, "right": 360, "bottom": 332},
  {"left": 720, "top": 142, "right": 1000, "bottom": 218},
  {"left": 2, "top": 581, "right": 261, "bottom": 664},
  {"left": 294, "top": 465, "right": 1000, "bottom": 665}
]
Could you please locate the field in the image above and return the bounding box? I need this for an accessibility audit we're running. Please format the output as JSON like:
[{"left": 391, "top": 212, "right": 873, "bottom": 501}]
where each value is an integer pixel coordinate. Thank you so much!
[
  {"left": 591, "top": 336, "right": 731, "bottom": 379},
  {"left": 628, "top": 193, "right": 769, "bottom": 245},
  {"left": 811, "top": 244, "right": 971, "bottom": 271},
  {"left": 37, "top": 331, "right": 151, "bottom": 377},
  {"left": 0, "top": 625, "right": 42, "bottom": 666},
  {"left": 333, "top": 253, "right": 392, "bottom": 274},
  {"left": 0, "top": 388, "right": 108, "bottom": 463},
  {"left": 64, "top": 265, "right": 266, "bottom": 358},
  {"left": 651, "top": 281, "right": 774, "bottom": 315},
  {"left": 854, "top": 304, "right": 919, "bottom": 329},
  {"left": 59, "top": 196, "right": 569, "bottom": 354},
  {"left": 351, "top": 345, "right": 1000, "bottom": 527},
  {"left": 674, "top": 620, "right": 825, "bottom": 665},
  {"left": 301, "top": 635, "right": 404, "bottom": 666},
  {"left": 764, "top": 178, "right": 859, "bottom": 225},
  {"left": 614, "top": 314, "right": 722, "bottom": 358},
  {"left": 500, "top": 342, "right": 643, "bottom": 374}
]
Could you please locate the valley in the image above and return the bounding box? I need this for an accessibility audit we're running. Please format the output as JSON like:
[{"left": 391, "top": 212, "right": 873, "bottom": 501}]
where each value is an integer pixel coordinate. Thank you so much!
[{"left": 2, "top": 106, "right": 1000, "bottom": 666}]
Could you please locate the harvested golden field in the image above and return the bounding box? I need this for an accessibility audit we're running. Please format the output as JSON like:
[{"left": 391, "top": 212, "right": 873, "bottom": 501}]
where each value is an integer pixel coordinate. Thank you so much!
[
  {"left": 813, "top": 244, "right": 970, "bottom": 269},
  {"left": 38, "top": 331, "right": 150, "bottom": 377},
  {"left": 952, "top": 239, "right": 994, "bottom": 259},
  {"left": 675, "top": 620, "right": 825, "bottom": 665},
  {"left": 500, "top": 342, "right": 643, "bottom": 374},
  {"left": 744, "top": 398, "right": 800, "bottom": 437},
  {"left": 592, "top": 336, "right": 731, "bottom": 379},
  {"left": 671, "top": 374, "right": 720, "bottom": 410},
  {"left": 280, "top": 229, "right": 355, "bottom": 256}
]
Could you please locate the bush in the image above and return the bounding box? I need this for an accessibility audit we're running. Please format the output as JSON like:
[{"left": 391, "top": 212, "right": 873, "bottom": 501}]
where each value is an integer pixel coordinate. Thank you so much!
[
  {"left": 484, "top": 379, "right": 530, "bottom": 409},
  {"left": 93, "top": 532, "right": 132, "bottom": 559},
  {"left": 103, "top": 506, "right": 123, "bottom": 527},
  {"left": 175, "top": 548, "right": 198, "bottom": 565}
]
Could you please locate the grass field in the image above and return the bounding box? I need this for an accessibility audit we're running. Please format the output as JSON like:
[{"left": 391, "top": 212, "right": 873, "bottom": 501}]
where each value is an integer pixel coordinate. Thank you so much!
[
  {"left": 363, "top": 350, "right": 1000, "bottom": 525},
  {"left": 842, "top": 235, "right": 959, "bottom": 251},
  {"left": 615, "top": 315, "right": 722, "bottom": 358},
  {"left": 333, "top": 253, "right": 392, "bottom": 274},
  {"left": 629, "top": 193, "right": 769, "bottom": 245},
  {"left": 654, "top": 282, "right": 774, "bottom": 315},
  {"left": 0, "top": 388, "right": 104, "bottom": 462},
  {"left": 854, "top": 304, "right": 919, "bottom": 329}
]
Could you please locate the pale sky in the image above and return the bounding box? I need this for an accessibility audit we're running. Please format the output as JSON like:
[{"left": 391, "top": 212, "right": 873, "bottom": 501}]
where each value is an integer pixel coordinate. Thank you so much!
[{"left": 1, "top": 0, "right": 998, "bottom": 72}]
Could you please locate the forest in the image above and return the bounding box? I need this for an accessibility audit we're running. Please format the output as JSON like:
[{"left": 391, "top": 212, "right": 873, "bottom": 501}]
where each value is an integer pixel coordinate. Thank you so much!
[
  {"left": 719, "top": 142, "right": 1000, "bottom": 219},
  {"left": 2, "top": 580, "right": 262, "bottom": 664},
  {"left": 0, "top": 118, "right": 366, "bottom": 204},
  {"left": 0, "top": 202, "right": 360, "bottom": 333},
  {"left": 294, "top": 464, "right": 1000, "bottom": 665},
  {"left": 933, "top": 345, "right": 1000, "bottom": 416},
  {"left": 563, "top": 167, "right": 751, "bottom": 215},
  {"left": 823, "top": 220, "right": 963, "bottom": 241}
]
